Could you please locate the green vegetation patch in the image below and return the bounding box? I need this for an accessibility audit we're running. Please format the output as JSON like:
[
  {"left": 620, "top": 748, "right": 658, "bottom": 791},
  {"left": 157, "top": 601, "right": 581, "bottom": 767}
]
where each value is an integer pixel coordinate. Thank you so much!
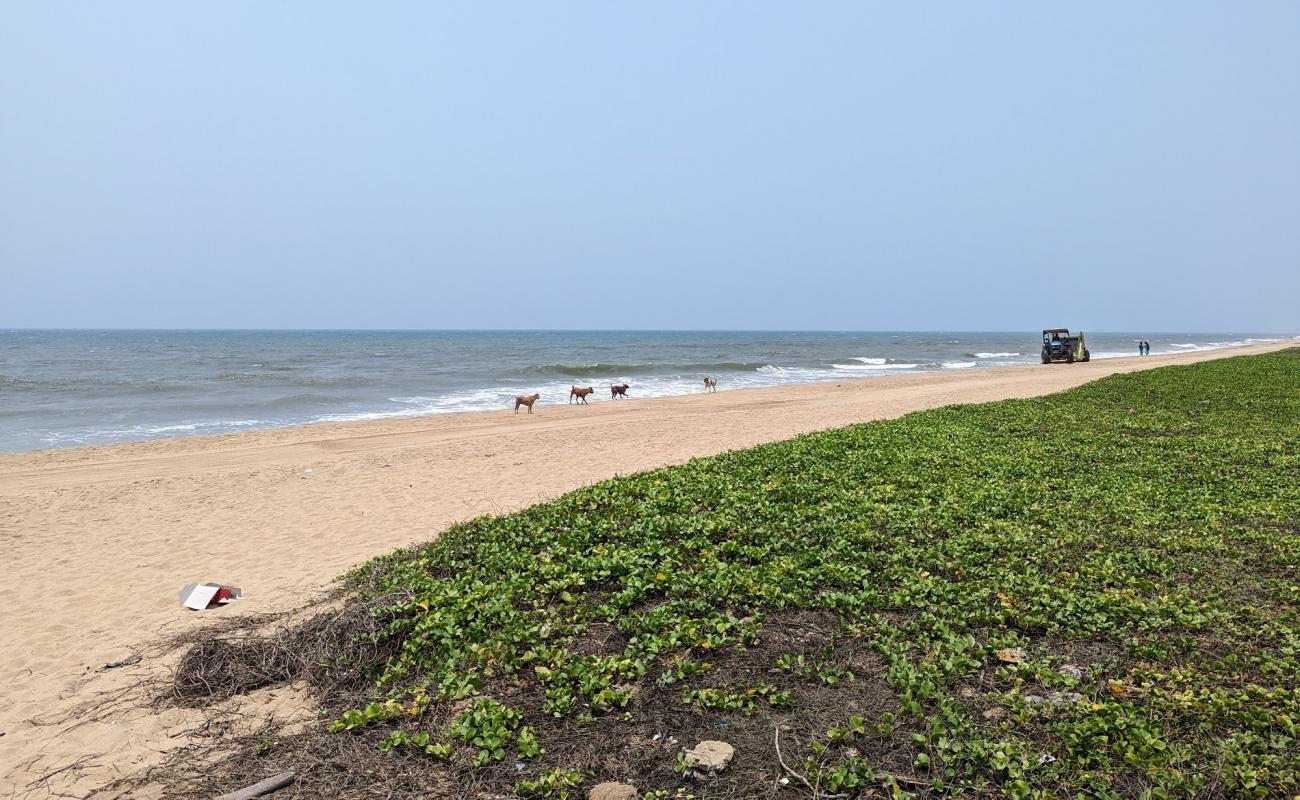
[{"left": 193, "top": 350, "right": 1300, "bottom": 799}]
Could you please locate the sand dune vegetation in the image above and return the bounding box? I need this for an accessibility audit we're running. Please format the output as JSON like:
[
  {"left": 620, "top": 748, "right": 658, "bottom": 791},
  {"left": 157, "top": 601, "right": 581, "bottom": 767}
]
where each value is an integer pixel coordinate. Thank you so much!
[{"left": 136, "top": 351, "right": 1298, "bottom": 798}]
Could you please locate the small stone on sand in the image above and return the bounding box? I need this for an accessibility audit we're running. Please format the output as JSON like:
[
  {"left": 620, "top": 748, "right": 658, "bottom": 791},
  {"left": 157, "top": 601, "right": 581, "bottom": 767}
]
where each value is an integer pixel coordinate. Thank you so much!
[
  {"left": 1025, "top": 691, "right": 1084, "bottom": 706},
  {"left": 683, "top": 740, "right": 735, "bottom": 772},
  {"left": 589, "top": 782, "right": 637, "bottom": 800},
  {"left": 995, "top": 647, "right": 1025, "bottom": 663}
]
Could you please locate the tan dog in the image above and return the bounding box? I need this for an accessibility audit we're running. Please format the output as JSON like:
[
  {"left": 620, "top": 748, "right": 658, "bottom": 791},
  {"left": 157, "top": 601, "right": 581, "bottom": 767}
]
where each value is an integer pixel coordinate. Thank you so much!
[
  {"left": 703, "top": 376, "right": 717, "bottom": 393},
  {"left": 569, "top": 385, "right": 594, "bottom": 404},
  {"left": 514, "top": 393, "right": 540, "bottom": 414},
  {"left": 610, "top": 383, "right": 629, "bottom": 399}
]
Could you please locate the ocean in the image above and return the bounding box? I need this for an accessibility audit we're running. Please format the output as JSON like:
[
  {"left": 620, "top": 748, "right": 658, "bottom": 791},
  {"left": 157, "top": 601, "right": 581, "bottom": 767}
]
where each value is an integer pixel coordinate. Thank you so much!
[{"left": 0, "top": 330, "right": 1290, "bottom": 454}]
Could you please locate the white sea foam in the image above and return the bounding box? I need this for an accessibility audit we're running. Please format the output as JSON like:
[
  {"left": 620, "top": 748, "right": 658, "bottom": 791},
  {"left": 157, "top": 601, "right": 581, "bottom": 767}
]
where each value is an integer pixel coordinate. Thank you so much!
[
  {"left": 851, "top": 357, "right": 887, "bottom": 365},
  {"left": 943, "top": 361, "right": 977, "bottom": 369},
  {"left": 1160, "top": 338, "right": 1281, "bottom": 355},
  {"left": 831, "top": 363, "right": 918, "bottom": 371},
  {"left": 1159, "top": 342, "right": 1239, "bottom": 354},
  {"left": 40, "top": 418, "right": 264, "bottom": 446},
  {"left": 317, "top": 358, "right": 958, "bottom": 423},
  {"left": 751, "top": 366, "right": 839, "bottom": 382},
  {"left": 315, "top": 372, "right": 790, "bottom": 422},
  {"left": 972, "top": 352, "right": 1020, "bottom": 359},
  {"left": 1090, "top": 351, "right": 1140, "bottom": 359},
  {"left": 314, "top": 388, "right": 524, "bottom": 422}
]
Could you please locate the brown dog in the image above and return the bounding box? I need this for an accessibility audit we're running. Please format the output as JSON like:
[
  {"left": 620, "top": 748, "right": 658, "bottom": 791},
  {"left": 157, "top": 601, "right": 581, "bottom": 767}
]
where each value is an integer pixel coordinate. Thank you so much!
[
  {"left": 703, "top": 376, "right": 717, "bottom": 393},
  {"left": 514, "top": 393, "right": 540, "bottom": 414},
  {"left": 610, "top": 383, "right": 629, "bottom": 399},
  {"left": 569, "top": 385, "right": 594, "bottom": 404}
]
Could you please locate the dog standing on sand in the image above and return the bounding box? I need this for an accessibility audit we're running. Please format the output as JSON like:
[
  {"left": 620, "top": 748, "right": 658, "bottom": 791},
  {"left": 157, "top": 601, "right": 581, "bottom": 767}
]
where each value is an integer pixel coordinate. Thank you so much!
[
  {"left": 514, "top": 393, "right": 540, "bottom": 414},
  {"left": 569, "top": 386, "right": 594, "bottom": 404},
  {"left": 610, "top": 383, "right": 629, "bottom": 399},
  {"left": 703, "top": 376, "right": 717, "bottom": 393}
]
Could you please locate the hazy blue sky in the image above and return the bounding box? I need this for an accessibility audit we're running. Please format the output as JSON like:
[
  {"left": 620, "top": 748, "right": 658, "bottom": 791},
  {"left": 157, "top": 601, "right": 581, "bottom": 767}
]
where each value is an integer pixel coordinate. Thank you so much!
[{"left": 2, "top": 3, "right": 1297, "bottom": 331}]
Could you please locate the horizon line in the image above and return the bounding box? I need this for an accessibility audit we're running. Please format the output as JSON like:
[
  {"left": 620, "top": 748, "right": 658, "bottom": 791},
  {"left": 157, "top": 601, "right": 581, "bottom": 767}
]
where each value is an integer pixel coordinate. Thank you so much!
[{"left": 4, "top": 327, "right": 1297, "bottom": 335}]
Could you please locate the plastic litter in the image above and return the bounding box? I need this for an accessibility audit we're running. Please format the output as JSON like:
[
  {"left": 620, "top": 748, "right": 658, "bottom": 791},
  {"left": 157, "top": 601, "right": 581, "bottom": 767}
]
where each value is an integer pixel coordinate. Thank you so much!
[{"left": 180, "top": 582, "right": 242, "bottom": 610}]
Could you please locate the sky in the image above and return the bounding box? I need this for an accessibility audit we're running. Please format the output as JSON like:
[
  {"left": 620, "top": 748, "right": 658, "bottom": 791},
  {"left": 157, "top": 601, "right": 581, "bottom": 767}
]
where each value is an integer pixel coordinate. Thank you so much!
[{"left": 1, "top": 2, "right": 1297, "bottom": 332}]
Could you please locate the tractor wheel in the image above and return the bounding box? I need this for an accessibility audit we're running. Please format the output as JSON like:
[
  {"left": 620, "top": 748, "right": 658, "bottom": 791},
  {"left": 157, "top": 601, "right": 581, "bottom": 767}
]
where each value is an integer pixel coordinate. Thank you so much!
[
  {"left": 1082, "top": 349, "right": 1090, "bottom": 362},
  {"left": 1066, "top": 352, "right": 1075, "bottom": 363},
  {"left": 1041, "top": 349, "right": 1050, "bottom": 364}
]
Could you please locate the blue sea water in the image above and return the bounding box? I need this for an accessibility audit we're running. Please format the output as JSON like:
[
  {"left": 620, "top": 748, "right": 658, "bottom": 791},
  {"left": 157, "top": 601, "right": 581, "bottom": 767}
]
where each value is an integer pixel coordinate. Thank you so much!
[{"left": 0, "top": 330, "right": 1291, "bottom": 453}]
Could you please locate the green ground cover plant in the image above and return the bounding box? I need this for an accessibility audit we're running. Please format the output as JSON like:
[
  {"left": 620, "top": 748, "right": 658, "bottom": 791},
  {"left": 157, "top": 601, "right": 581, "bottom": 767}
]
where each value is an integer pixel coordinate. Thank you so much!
[{"left": 172, "top": 350, "right": 1300, "bottom": 799}]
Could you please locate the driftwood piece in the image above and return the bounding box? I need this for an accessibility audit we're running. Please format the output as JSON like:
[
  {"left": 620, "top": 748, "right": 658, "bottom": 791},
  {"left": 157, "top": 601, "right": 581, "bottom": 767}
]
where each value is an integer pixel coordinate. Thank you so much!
[
  {"left": 215, "top": 770, "right": 295, "bottom": 800},
  {"left": 97, "top": 655, "right": 142, "bottom": 672}
]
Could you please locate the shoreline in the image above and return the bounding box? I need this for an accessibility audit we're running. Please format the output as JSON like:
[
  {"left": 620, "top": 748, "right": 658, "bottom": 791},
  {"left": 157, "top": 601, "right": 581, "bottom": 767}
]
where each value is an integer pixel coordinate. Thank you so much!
[
  {"left": 0, "top": 339, "right": 1292, "bottom": 796},
  {"left": 4, "top": 333, "right": 1292, "bottom": 457},
  {"left": 2, "top": 339, "right": 1292, "bottom": 470}
]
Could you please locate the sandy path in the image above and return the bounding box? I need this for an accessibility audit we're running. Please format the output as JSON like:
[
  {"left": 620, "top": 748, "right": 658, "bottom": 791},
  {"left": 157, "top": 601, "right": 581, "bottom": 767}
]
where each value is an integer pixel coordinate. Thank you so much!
[{"left": 0, "top": 341, "right": 1290, "bottom": 796}]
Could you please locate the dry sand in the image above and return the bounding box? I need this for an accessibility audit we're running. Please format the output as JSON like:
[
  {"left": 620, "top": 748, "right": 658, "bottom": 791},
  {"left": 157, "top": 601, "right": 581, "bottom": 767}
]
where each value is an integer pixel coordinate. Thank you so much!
[{"left": 0, "top": 341, "right": 1291, "bottom": 797}]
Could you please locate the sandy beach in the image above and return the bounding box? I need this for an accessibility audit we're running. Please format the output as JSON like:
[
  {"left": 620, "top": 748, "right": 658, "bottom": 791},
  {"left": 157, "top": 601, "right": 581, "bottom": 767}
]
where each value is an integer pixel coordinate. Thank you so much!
[{"left": 0, "top": 341, "right": 1291, "bottom": 797}]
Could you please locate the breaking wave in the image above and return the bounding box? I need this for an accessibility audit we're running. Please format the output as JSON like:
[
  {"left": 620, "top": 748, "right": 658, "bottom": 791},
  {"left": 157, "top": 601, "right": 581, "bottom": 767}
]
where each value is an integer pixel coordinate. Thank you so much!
[
  {"left": 521, "top": 361, "right": 767, "bottom": 377},
  {"left": 831, "top": 362, "right": 919, "bottom": 371}
]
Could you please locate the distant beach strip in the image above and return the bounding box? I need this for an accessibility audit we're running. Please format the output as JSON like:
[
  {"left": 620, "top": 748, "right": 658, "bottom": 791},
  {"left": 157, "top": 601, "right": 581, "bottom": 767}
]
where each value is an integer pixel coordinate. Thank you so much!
[{"left": 0, "top": 330, "right": 1293, "bottom": 452}]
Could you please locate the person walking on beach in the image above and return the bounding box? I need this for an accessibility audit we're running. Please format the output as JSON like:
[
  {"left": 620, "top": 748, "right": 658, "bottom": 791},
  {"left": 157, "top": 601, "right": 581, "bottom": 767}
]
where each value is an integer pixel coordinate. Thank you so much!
[{"left": 1138, "top": 341, "right": 1145, "bottom": 356}]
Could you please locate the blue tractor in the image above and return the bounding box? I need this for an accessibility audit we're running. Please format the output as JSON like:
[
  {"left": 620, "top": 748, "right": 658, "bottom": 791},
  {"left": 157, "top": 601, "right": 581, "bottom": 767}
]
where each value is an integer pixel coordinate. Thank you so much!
[{"left": 1041, "top": 328, "right": 1090, "bottom": 364}]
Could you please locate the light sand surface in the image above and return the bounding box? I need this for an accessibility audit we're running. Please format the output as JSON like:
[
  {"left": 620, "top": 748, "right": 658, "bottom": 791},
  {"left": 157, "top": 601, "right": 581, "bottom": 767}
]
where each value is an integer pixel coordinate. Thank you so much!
[{"left": 0, "top": 341, "right": 1291, "bottom": 797}]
